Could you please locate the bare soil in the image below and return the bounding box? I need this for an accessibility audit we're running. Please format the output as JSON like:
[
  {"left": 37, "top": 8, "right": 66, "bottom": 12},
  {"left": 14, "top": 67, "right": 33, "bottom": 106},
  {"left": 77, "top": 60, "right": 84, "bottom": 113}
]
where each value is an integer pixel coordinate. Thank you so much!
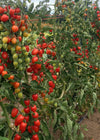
[{"left": 81, "top": 110, "right": 100, "bottom": 140}]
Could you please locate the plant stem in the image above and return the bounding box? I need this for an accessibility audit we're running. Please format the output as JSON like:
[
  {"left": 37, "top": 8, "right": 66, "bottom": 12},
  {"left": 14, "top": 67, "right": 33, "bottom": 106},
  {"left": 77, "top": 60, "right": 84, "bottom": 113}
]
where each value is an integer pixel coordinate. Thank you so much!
[
  {"left": 58, "top": 82, "right": 66, "bottom": 100},
  {"left": 0, "top": 102, "right": 10, "bottom": 125},
  {"left": 0, "top": 102, "right": 13, "bottom": 140}
]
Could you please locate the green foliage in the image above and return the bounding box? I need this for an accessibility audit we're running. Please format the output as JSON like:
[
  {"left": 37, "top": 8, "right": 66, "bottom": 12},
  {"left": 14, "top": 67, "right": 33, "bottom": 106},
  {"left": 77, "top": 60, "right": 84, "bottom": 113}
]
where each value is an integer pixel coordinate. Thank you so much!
[{"left": 0, "top": 0, "right": 100, "bottom": 140}]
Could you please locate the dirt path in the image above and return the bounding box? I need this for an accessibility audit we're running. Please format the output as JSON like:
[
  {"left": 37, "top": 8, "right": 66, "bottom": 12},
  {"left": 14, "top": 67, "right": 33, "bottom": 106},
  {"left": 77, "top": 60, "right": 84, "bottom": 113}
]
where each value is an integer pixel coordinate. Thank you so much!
[{"left": 81, "top": 111, "right": 100, "bottom": 140}]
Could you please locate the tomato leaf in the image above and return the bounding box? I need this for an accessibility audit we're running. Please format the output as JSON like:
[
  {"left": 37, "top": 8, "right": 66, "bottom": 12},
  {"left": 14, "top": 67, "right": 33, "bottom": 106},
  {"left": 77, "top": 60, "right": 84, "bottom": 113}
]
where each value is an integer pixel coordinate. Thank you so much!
[
  {"left": 40, "top": 120, "right": 51, "bottom": 138},
  {"left": 67, "top": 116, "right": 73, "bottom": 137},
  {"left": 3, "top": 74, "right": 10, "bottom": 79},
  {"left": 0, "top": 137, "right": 9, "bottom": 140},
  {"left": 52, "top": 110, "right": 57, "bottom": 128}
]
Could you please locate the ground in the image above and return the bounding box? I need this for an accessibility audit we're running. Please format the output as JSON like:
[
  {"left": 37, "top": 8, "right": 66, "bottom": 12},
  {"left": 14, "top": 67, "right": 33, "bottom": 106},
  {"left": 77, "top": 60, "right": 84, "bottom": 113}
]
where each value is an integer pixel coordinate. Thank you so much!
[{"left": 81, "top": 110, "right": 100, "bottom": 140}]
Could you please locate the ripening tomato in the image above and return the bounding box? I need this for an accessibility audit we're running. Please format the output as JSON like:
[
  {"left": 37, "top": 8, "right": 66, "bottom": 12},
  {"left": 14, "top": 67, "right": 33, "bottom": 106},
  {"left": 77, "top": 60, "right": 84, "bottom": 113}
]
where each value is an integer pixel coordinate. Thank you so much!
[
  {"left": 41, "top": 92, "right": 45, "bottom": 97},
  {"left": 25, "top": 45, "right": 29, "bottom": 52},
  {"left": 11, "top": 108, "right": 18, "bottom": 117},
  {"left": 8, "top": 75, "right": 14, "bottom": 80},
  {"left": 12, "top": 25, "right": 19, "bottom": 32},
  {"left": 15, "top": 88, "right": 21, "bottom": 93},
  {"left": 27, "top": 28, "right": 32, "bottom": 33},
  {"left": 25, "top": 15, "right": 28, "bottom": 19},
  {"left": 77, "top": 46, "right": 81, "bottom": 50},
  {"left": 2, "top": 37, "right": 8, "bottom": 44},
  {"left": 18, "top": 36, "right": 22, "bottom": 42},
  {"left": 20, "top": 26, "right": 26, "bottom": 32},
  {"left": 1, "top": 14, "right": 9, "bottom": 22},
  {"left": 13, "top": 82, "right": 20, "bottom": 88},
  {"left": 23, "top": 32, "right": 28, "bottom": 37},
  {"left": 14, "top": 134, "right": 21, "bottom": 140},
  {"left": 0, "top": 66, "right": 4, "bottom": 74},
  {"left": 0, "top": 7, "right": 4, "bottom": 14},
  {"left": 2, "top": 71, "right": 8, "bottom": 77},
  {"left": 32, "top": 94, "right": 38, "bottom": 101},
  {"left": 20, "top": 20, "right": 25, "bottom": 25},
  {"left": 11, "top": 37, "right": 17, "bottom": 44},
  {"left": 15, "top": 46, "right": 21, "bottom": 51}
]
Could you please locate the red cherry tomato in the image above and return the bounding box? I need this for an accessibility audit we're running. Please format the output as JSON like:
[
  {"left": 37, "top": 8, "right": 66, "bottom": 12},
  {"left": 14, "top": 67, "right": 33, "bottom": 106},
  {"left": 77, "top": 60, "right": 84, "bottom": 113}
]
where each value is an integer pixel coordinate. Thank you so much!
[
  {"left": 14, "top": 134, "right": 21, "bottom": 140},
  {"left": 11, "top": 108, "right": 18, "bottom": 118},
  {"left": 24, "top": 100, "right": 30, "bottom": 106},
  {"left": 32, "top": 94, "right": 38, "bottom": 101}
]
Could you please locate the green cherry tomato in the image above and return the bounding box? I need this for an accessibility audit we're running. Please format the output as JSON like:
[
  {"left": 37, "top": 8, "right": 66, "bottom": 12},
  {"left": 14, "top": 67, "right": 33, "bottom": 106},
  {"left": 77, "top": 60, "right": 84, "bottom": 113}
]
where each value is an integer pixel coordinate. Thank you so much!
[
  {"left": 25, "top": 57, "right": 30, "bottom": 63},
  {"left": 24, "top": 52, "right": 28, "bottom": 56},
  {"left": 13, "top": 54, "right": 18, "bottom": 59},
  {"left": 22, "top": 47, "right": 26, "bottom": 51},
  {"left": 18, "top": 92, "right": 23, "bottom": 98},
  {"left": 3, "top": 44, "right": 7, "bottom": 49},
  {"left": 18, "top": 66, "right": 23, "bottom": 71},
  {"left": 13, "top": 61, "right": 18, "bottom": 67},
  {"left": 18, "top": 59, "right": 23, "bottom": 64},
  {"left": 0, "top": 24, "right": 3, "bottom": 30},
  {"left": 54, "top": 102, "right": 58, "bottom": 107},
  {"left": 0, "top": 44, "right": 2, "bottom": 48},
  {"left": 11, "top": 48, "right": 15, "bottom": 54}
]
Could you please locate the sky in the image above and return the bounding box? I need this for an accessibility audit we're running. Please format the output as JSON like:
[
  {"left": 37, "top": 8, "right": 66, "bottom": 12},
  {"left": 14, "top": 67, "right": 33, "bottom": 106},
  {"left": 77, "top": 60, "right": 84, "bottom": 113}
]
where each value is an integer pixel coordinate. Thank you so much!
[
  {"left": 32, "top": 0, "right": 54, "bottom": 7},
  {"left": 29, "top": 0, "right": 55, "bottom": 11},
  {"left": 29, "top": 0, "right": 100, "bottom": 8}
]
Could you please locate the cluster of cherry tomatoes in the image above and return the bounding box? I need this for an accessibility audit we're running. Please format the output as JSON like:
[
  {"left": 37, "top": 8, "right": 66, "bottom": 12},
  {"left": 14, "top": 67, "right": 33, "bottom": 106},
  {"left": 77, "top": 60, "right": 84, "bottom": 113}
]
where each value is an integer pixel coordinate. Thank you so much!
[
  {"left": 11, "top": 95, "right": 40, "bottom": 140},
  {"left": 0, "top": 5, "right": 31, "bottom": 71},
  {"left": 0, "top": 5, "right": 61, "bottom": 139}
]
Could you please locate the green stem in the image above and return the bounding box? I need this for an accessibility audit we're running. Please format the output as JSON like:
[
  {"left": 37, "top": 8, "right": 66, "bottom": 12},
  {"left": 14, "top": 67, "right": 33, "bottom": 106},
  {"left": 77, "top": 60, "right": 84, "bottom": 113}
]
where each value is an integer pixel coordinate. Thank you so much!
[
  {"left": 25, "top": 70, "right": 29, "bottom": 84},
  {"left": 0, "top": 102, "right": 13, "bottom": 140},
  {"left": 0, "top": 102, "right": 10, "bottom": 125},
  {"left": 58, "top": 82, "right": 66, "bottom": 100}
]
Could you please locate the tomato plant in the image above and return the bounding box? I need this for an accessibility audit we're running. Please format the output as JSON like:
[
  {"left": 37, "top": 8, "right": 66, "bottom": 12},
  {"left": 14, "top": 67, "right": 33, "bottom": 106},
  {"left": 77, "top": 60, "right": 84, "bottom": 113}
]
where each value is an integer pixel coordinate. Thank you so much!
[{"left": 0, "top": 0, "right": 100, "bottom": 140}]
